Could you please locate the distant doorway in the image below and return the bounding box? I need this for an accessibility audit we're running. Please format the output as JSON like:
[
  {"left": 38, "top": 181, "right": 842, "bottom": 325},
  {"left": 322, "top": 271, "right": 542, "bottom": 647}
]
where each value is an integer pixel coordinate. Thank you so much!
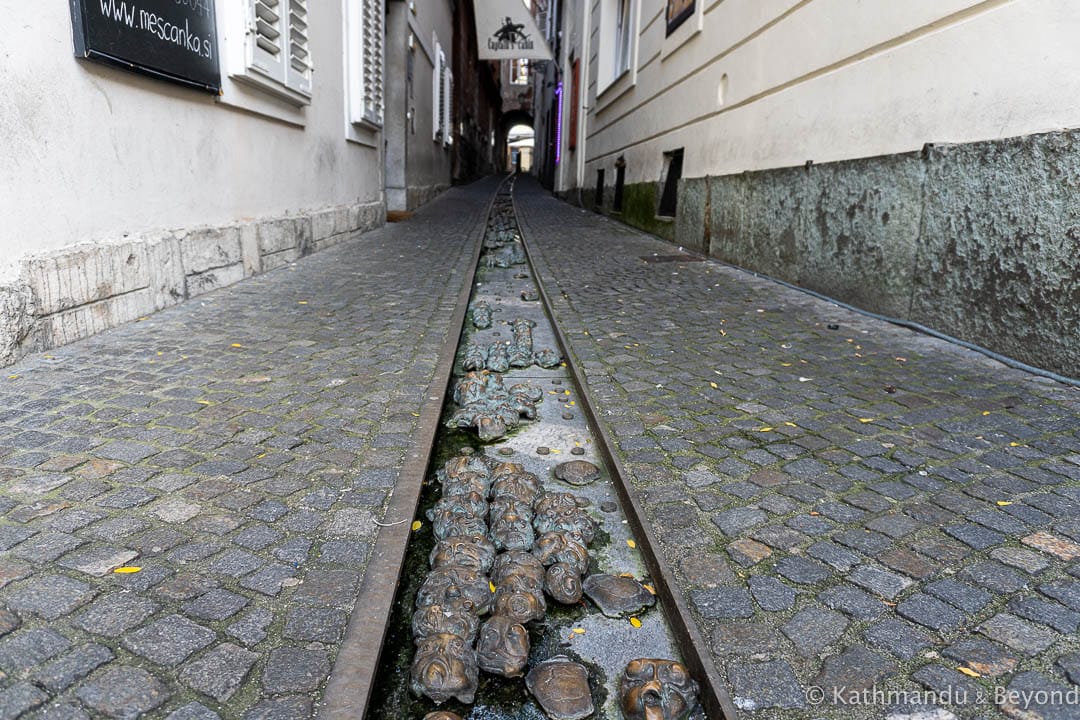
[{"left": 506, "top": 124, "right": 534, "bottom": 173}]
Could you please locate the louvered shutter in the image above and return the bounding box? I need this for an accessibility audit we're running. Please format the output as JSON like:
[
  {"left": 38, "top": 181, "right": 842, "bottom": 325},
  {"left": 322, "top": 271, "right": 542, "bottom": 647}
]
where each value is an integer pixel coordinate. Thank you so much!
[
  {"left": 442, "top": 67, "right": 453, "bottom": 147},
  {"left": 432, "top": 42, "right": 442, "bottom": 141},
  {"left": 250, "top": 0, "right": 286, "bottom": 82},
  {"left": 285, "top": 0, "right": 312, "bottom": 95},
  {"left": 361, "top": 0, "right": 383, "bottom": 125}
]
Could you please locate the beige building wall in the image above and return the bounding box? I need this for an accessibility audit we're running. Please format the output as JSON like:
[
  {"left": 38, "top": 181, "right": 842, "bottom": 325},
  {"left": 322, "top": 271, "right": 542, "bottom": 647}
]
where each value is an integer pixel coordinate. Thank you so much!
[
  {"left": 0, "top": 2, "right": 386, "bottom": 364},
  {"left": 578, "top": 0, "right": 1080, "bottom": 186}
]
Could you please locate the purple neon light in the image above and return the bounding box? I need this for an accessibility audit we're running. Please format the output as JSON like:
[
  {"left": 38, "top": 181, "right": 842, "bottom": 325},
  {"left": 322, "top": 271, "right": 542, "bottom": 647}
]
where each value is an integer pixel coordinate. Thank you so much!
[{"left": 555, "top": 81, "right": 564, "bottom": 165}]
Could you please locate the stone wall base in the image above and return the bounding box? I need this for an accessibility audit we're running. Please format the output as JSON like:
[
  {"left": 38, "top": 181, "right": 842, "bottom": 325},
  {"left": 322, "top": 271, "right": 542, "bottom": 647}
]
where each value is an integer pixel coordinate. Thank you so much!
[
  {"left": 407, "top": 184, "right": 450, "bottom": 211},
  {"left": 0, "top": 200, "right": 384, "bottom": 367},
  {"left": 585, "top": 129, "right": 1080, "bottom": 378}
]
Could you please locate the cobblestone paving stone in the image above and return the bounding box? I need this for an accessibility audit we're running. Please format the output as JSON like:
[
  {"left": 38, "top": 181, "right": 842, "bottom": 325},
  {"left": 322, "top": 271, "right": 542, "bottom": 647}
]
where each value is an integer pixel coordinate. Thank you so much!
[
  {"left": 0, "top": 178, "right": 497, "bottom": 719},
  {"left": 515, "top": 177, "right": 1080, "bottom": 720}
]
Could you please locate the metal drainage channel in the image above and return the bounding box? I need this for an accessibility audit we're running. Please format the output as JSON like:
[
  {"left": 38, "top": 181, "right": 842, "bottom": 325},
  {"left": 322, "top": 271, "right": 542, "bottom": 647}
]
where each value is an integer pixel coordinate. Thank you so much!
[{"left": 364, "top": 176, "right": 732, "bottom": 720}]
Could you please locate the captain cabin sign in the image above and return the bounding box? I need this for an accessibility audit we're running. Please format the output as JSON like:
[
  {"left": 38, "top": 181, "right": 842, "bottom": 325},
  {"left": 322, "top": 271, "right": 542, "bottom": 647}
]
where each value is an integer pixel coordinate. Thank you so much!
[{"left": 475, "top": 0, "right": 553, "bottom": 61}]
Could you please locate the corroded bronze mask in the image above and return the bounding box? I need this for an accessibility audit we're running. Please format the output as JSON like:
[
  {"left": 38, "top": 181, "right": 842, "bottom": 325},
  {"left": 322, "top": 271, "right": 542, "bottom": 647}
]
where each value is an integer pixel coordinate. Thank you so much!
[
  {"left": 493, "top": 588, "right": 545, "bottom": 624},
  {"left": 410, "top": 633, "right": 478, "bottom": 705},
  {"left": 416, "top": 566, "right": 493, "bottom": 615},
  {"left": 534, "top": 531, "right": 590, "bottom": 576},
  {"left": 476, "top": 615, "right": 530, "bottom": 678},
  {"left": 545, "top": 562, "right": 583, "bottom": 605},
  {"left": 429, "top": 535, "right": 497, "bottom": 573},
  {"left": 619, "top": 658, "right": 699, "bottom": 720},
  {"left": 411, "top": 604, "right": 480, "bottom": 642},
  {"left": 492, "top": 550, "right": 546, "bottom": 585}
]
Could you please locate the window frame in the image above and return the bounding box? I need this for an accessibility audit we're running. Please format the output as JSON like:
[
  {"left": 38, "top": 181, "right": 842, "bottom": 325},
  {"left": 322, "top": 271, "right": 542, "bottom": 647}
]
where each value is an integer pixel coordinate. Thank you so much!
[
  {"left": 234, "top": 0, "right": 313, "bottom": 106},
  {"left": 346, "top": 0, "right": 384, "bottom": 130},
  {"left": 596, "top": 0, "right": 638, "bottom": 99}
]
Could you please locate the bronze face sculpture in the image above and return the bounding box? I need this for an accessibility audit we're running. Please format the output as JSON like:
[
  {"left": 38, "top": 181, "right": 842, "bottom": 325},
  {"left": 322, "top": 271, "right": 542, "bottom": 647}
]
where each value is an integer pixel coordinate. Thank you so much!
[
  {"left": 533, "top": 347, "right": 562, "bottom": 368},
  {"left": 462, "top": 342, "right": 487, "bottom": 371},
  {"left": 534, "top": 492, "right": 579, "bottom": 516},
  {"left": 486, "top": 341, "right": 510, "bottom": 373},
  {"left": 410, "top": 633, "right": 478, "bottom": 704},
  {"left": 493, "top": 588, "right": 545, "bottom": 624},
  {"left": 489, "top": 497, "right": 533, "bottom": 525},
  {"left": 534, "top": 531, "right": 590, "bottom": 576},
  {"left": 429, "top": 492, "right": 488, "bottom": 522},
  {"left": 490, "top": 461, "right": 527, "bottom": 479},
  {"left": 525, "top": 655, "right": 594, "bottom": 720},
  {"left": 440, "top": 455, "right": 494, "bottom": 481},
  {"left": 422, "top": 712, "right": 463, "bottom": 720},
  {"left": 429, "top": 535, "right": 497, "bottom": 574},
  {"left": 470, "top": 300, "right": 492, "bottom": 329},
  {"left": 545, "top": 562, "right": 584, "bottom": 605},
  {"left": 441, "top": 472, "right": 491, "bottom": 498},
  {"left": 475, "top": 615, "right": 530, "bottom": 678},
  {"left": 492, "top": 550, "right": 545, "bottom": 585},
  {"left": 533, "top": 507, "right": 596, "bottom": 545},
  {"left": 496, "top": 569, "right": 544, "bottom": 597},
  {"left": 491, "top": 511, "right": 535, "bottom": 552},
  {"left": 581, "top": 574, "right": 657, "bottom": 618},
  {"left": 431, "top": 510, "right": 488, "bottom": 541},
  {"left": 412, "top": 604, "right": 480, "bottom": 642},
  {"left": 416, "top": 566, "right": 494, "bottom": 615},
  {"left": 491, "top": 475, "right": 540, "bottom": 505},
  {"left": 619, "top": 658, "right": 700, "bottom": 720}
]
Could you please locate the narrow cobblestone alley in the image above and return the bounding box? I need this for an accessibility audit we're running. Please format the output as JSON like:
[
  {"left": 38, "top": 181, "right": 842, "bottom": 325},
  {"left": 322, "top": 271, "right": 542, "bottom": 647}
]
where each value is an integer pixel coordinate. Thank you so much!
[{"left": 1, "top": 176, "right": 1078, "bottom": 720}]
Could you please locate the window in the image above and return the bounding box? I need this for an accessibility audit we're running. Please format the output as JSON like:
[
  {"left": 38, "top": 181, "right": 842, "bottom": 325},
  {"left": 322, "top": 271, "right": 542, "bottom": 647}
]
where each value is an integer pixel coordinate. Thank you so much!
[
  {"left": 510, "top": 59, "right": 529, "bottom": 85},
  {"left": 433, "top": 41, "right": 451, "bottom": 146},
  {"left": 241, "top": 0, "right": 312, "bottom": 103},
  {"left": 614, "top": 0, "right": 632, "bottom": 77},
  {"left": 657, "top": 149, "right": 684, "bottom": 217},
  {"left": 347, "top": 0, "right": 383, "bottom": 127},
  {"left": 598, "top": 0, "right": 636, "bottom": 93}
]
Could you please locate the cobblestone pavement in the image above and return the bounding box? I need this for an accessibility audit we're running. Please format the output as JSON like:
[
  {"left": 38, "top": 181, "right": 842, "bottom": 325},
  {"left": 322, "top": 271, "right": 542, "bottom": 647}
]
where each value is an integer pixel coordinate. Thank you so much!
[
  {"left": 0, "top": 177, "right": 496, "bottom": 720},
  {"left": 515, "top": 177, "right": 1080, "bottom": 720}
]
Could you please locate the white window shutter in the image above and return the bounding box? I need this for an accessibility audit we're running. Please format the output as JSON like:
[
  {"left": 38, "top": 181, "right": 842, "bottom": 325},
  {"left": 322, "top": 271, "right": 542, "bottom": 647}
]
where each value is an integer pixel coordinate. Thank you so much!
[
  {"left": 362, "top": 0, "right": 384, "bottom": 125},
  {"left": 250, "top": 0, "right": 286, "bottom": 82},
  {"left": 285, "top": 0, "right": 312, "bottom": 95},
  {"left": 432, "top": 42, "right": 442, "bottom": 141},
  {"left": 442, "top": 68, "right": 453, "bottom": 147}
]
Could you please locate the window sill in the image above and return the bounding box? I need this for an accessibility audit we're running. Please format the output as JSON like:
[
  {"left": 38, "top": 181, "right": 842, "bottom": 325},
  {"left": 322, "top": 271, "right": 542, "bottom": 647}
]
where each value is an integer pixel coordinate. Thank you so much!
[{"left": 596, "top": 67, "right": 634, "bottom": 113}]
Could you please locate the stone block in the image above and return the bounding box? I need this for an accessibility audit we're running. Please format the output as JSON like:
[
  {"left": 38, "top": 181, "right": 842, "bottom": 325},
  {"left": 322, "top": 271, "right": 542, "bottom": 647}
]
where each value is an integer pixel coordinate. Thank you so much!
[
  {"left": 186, "top": 264, "right": 246, "bottom": 298},
  {"left": 178, "top": 226, "right": 242, "bottom": 275},
  {"left": 24, "top": 239, "right": 149, "bottom": 316},
  {"left": 311, "top": 208, "right": 337, "bottom": 241},
  {"left": 0, "top": 281, "right": 37, "bottom": 366},
  {"left": 144, "top": 232, "right": 186, "bottom": 310},
  {"left": 239, "top": 223, "right": 261, "bottom": 277},
  {"left": 257, "top": 218, "right": 297, "bottom": 256},
  {"left": 673, "top": 176, "right": 708, "bottom": 254}
]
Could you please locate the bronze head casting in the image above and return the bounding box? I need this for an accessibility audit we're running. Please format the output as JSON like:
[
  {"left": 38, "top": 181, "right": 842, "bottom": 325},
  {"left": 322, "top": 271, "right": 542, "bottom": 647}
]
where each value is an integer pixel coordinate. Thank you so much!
[
  {"left": 619, "top": 658, "right": 700, "bottom": 720},
  {"left": 525, "top": 655, "right": 594, "bottom": 720},
  {"left": 545, "top": 562, "right": 584, "bottom": 605},
  {"left": 429, "top": 535, "right": 497, "bottom": 574},
  {"left": 410, "top": 633, "right": 478, "bottom": 705},
  {"left": 412, "top": 604, "right": 480, "bottom": 642},
  {"left": 476, "top": 615, "right": 530, "bottom": 678}
]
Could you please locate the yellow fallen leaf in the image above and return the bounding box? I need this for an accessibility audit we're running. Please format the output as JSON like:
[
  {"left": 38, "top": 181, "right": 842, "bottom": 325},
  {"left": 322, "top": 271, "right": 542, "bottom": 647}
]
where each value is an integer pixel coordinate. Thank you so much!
[
  {"left": 643, "top": 584, "right": 656, "bottom": 595},
  {"left": 572, "top": 627, "right": 585, "bottom": 634},
  {"left": 113, "top": 567, "right": 142, "bottom": 574},
  {"left": 619, "top": 573, "right": 635, "bottom": 578},
  {"left": 982, "top": 411, "right": 991, "bottom": 416},
  {"left": 781, "top": 362, "right": 792, "bottom": 367},
  {"left": 7, "top": 375, "right": 18, "bottom": 380},
  {"left": 626, "top": 539, "right": 636, "bottom": 549},
  {"left": 197, "top": 400, "right": 211, "bottom": 405},
  {"left": 489, "top": 582, "right": 496, "bottom": 593},
  {"left": 298, "top": 301, "right": 308, "bottom": 305},
  {"left": 411, "top": 412, "right": 420, "bottom": 417},
  {"left": 1009, "top": 442, "right": 1021, "bottom": 447},
  {"left": 957, "top": 666, "right": 981, "bottom": 678},
  {"left": 709, "top": 382, "right": 718, "bottom": 389},
  {"left": 997, "top": 501, "right": 1013, "bottom": 506},
  {"left": 230, "top": 343, "right": 244, "bottom": 348},
  {"left": 137, "top": 316, "right": 150, "bottom": 321},
  {"left": 759, "top": 427, "right": 773, "bottom": 433},
  {"left": 629, "top": 617, "right": 642, "bottom": 628},
  {"left": 859, "top": 418, "right": 874, "bottom": 423},
  {"left": 720, "top": 329, "right": 727, "bottom": 336},
  {"left": 784, "top": 422, "right": 797, "bottom": 427},
  {"left": 411, "top": 520, "right": 423, "bottom": 531}
]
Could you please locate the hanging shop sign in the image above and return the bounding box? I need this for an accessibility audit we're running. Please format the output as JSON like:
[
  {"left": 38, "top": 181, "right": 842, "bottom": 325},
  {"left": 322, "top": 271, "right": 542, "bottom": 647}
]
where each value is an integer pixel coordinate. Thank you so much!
[
  {"left": 69, "top": 0, "right": 220, "bottom": 93},
  {"left": 666, "top": 0, "right": 696, "bottom": 36},
  {"left": 474, "top": 0, "right": 553, "bottom": 61}
]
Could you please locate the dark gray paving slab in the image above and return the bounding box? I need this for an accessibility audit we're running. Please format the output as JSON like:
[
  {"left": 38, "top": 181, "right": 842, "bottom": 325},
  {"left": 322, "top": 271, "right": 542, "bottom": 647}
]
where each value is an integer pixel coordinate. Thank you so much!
[
  {"left": 514, "top": 177, "right": 1080, "bottom": 720},
  {"left": 0, "top": 179, "right": 497, "bottom": 717}
]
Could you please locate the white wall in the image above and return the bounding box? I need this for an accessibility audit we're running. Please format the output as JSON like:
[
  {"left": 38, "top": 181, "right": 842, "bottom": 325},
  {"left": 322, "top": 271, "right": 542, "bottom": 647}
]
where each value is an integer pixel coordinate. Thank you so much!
[
  {"left": 572, "top": 0, "right": 1080, "bottom": 187},
  {"left": 0, "top": 1, "right": 383, "bottom": 279}
]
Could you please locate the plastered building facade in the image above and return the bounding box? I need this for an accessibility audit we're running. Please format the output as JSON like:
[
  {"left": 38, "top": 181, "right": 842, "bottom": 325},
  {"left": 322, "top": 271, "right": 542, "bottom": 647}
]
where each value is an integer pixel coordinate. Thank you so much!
[
  {"left": 0, "top": 0, "right": 468, "bottom": 365},
  {"left": 548, "top": 0, "right": 1080, "bottom": 376}
]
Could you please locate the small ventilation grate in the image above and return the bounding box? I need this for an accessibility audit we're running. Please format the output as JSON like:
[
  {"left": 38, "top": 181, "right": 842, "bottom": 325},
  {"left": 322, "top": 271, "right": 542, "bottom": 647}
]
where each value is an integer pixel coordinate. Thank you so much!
[{"left": 640, "top": 254, "right": 704, "bottom": 263}]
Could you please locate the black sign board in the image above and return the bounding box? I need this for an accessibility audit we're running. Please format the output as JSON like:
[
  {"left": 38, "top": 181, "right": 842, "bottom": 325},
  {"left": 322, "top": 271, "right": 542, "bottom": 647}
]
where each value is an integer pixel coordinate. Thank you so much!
[{"left": 69, "top": 0, "right": 220, "bottom": 93}]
